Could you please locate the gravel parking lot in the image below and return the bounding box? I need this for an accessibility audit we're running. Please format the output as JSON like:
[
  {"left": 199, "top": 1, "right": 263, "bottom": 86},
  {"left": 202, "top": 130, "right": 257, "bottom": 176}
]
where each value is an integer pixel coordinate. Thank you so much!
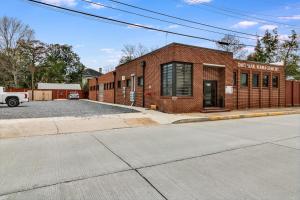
[{"left": 0, "top": 100, "right": 138, "bottom": 119}]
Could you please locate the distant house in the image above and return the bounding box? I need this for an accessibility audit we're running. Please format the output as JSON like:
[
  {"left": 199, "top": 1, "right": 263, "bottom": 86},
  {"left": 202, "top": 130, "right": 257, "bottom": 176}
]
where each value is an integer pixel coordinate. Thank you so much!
[{"left": 82, "top": 68, "right": 103, "bottom": 87}]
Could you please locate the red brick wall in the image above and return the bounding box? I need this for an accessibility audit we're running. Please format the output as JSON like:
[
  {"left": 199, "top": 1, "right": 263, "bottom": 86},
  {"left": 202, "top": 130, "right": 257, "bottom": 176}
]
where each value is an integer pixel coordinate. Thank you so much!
[
  {"left": 98, "top": 72, "right": 115, "bottom": 103},
  {"left": 233, "top": 60, "right": 285, "bottom": 110},
  {"left": 286, "top": 80, "right": 300, "bottom": 106},
  {"left": 88, "top": 79, "right": 97, "bottom": 101},
  {"left": 88, "top": 43, "right": 287, "bottom": 113}
]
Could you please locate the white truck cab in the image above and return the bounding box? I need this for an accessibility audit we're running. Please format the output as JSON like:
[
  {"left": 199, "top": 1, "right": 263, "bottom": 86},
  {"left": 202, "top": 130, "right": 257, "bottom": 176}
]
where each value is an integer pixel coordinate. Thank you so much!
[{"left": 0, "top": 87, "right": 29, "bottom": 107}]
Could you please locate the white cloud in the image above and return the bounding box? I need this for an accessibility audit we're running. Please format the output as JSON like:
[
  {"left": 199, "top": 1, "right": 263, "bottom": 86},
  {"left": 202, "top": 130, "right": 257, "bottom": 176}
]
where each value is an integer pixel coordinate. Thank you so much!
[
  {"left": 184, "top": 0, "right": 212, "bottom": 5},
  {"left": 100, "top": 48, "right": 114, "bottom": 53},
  {"left": 233, "top": 21, "right": 258, "bottom": 28},
  {"left": 85, "top": 2, "right": 104, "bottom": 9},
  {"left": 278, "top": 34, "right": 289, "bottom": 41},
  {"left": 167, "top": 24, "right": 180, "bottom": 29},
  {"left": 41, "top": 0, "right": 77, "bottom": 6},
  {"left": 259, "top": 24, "right": 278, "bottom": 30},
  {"left": 278, "top": 15, "right": 300, "bottom": 20}
]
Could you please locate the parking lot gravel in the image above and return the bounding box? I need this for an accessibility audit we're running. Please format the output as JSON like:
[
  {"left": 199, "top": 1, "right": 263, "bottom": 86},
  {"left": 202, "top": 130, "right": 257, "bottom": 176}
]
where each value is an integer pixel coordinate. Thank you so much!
[{"left": 0, "top": 100, "right": 138, "bottom": 119}]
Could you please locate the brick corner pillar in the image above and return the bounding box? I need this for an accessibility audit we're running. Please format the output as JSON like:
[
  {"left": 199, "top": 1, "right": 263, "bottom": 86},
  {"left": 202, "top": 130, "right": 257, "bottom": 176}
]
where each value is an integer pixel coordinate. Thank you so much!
[{"left": 225, "top": 67, "right": 234, "bottom": 110}]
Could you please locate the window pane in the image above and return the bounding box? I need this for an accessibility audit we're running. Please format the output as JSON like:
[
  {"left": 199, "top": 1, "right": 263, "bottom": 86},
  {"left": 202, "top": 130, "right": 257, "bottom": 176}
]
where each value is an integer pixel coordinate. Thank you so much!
[
  {"left": 138, "top": 76, "right": 144, "bottom": 86},
  {"left": 118, "top": 81, "right": 121, "bottom": 88},
  {"left": 241, "top": 73, "right": 248, "bottom": 87},
  {"left": 175, "top": 63, "right": 192, "bottom": 96},
  {"left": 252, "top": 74, "right": 259, "bottom": 87},
  {"left": 126, "top": 79, "right": 131, "bottom": 87},
  {"left": 263, "top": 75, "right": 269, "bottom": 87},
  {"left": 161, "top": 63, "right": 173, "bottom": 96},
  {"left": 272, "top": 76, "right": 278, "bottom": 88}
]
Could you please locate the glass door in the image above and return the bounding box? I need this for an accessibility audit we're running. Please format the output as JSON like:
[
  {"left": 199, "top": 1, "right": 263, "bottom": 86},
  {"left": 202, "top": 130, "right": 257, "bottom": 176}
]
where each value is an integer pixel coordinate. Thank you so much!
[{"left": 203, "top": 80, "right": 217, "bottom": 107}]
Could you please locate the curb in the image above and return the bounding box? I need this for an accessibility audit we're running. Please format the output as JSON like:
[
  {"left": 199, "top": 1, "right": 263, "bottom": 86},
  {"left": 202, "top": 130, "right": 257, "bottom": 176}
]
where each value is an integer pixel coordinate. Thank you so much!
[{"left": 172, "top": 111, "right": 300, "bottom": 124}]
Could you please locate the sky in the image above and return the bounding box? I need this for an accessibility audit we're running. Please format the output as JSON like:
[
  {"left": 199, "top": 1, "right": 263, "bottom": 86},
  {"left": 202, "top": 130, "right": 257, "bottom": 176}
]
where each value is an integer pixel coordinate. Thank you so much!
[{"left": 1, "top": 0, "right": 300, "bottom": 72}]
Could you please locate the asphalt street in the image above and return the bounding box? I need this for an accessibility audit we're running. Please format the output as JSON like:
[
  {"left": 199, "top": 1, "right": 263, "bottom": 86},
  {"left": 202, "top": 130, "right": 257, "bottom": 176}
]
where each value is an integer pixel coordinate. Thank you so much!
[{"left": 0, "top": 115, "right": 299, "bottom": 200}]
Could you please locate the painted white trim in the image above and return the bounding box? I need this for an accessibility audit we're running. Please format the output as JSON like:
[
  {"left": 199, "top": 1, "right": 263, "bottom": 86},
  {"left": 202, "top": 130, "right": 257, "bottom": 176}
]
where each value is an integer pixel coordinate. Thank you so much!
[{"left": 203, "top": 63, "right": 226, "bottom": 68}]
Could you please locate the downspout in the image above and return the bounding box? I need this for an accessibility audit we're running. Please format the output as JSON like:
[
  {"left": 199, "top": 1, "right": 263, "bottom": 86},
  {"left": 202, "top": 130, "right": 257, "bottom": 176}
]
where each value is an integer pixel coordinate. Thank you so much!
[
  {"left": 113, "top": 71, "right": 116, "bottom": 104},
  {"left": 140, "top": 61, "right": 146, "bottom": 107}
]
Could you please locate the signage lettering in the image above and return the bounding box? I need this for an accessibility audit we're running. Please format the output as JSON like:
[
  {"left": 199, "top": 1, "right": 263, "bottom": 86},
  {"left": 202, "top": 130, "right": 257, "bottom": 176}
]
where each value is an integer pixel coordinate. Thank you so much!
[{"left": 238, "top": 62, "right": 279, "bottom": 72}]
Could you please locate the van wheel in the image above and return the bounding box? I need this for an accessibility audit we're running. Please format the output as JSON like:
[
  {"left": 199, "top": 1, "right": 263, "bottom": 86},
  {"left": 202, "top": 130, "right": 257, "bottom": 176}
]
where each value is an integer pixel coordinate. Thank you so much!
[{"left": 7, "top": 97, "right": 20, "bottom": 107}]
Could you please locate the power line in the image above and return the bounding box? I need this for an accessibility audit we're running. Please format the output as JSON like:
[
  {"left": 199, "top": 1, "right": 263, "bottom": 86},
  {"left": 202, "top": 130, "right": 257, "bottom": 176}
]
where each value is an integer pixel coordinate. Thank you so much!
[
  {"left": 26, "top": 0, "right": 299, "bottom": 51},
  {"left": 104, "top": 0, "right": 260, "bottom": 38},
  {"left": 198, "top": 3, "right": 300, "bottom": 29},
  {"left": 81, "top": 0, "right": 257, "bottom": 41},
  {"left": 26, "top": 0, "right": 221, "bottom": 44}
]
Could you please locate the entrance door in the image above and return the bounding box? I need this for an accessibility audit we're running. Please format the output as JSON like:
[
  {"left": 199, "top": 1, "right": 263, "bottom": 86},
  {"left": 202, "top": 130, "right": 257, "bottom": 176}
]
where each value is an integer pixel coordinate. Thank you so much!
[{"left": 203, "top": 80, "right": 217, "bottom": 107}]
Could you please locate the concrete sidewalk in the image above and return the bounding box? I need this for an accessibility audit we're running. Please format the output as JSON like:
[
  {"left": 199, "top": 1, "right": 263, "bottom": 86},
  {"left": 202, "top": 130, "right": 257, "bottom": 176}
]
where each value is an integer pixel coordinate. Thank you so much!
[{"left": 0, "top": 99, "right": 299, "bottom": 139}]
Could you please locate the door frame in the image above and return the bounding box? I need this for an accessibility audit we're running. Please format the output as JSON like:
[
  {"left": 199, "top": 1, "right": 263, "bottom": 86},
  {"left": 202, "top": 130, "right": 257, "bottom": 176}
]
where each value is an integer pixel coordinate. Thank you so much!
[{"left": 203, "top": 80, "right": 218, "bottom": 107}]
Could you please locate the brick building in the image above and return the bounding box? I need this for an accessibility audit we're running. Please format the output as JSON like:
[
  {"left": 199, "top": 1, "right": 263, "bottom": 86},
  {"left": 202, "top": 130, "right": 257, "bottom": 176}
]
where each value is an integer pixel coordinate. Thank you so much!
[{"left": 89, "top": 43, "right": 285, "bottom": 113}]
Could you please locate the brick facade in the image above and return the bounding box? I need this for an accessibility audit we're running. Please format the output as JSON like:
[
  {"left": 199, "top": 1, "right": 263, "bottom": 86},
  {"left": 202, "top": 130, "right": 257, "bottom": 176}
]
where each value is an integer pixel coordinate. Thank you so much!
[{"left": 89, "top": 43, "right": 285, "bottom": 113}]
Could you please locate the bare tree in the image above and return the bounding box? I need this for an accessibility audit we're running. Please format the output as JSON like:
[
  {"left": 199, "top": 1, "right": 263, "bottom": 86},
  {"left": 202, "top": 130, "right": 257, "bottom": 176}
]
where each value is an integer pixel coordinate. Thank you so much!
[
  {"left": 119, "top": 43, "right": 149, "bottom": 64},
  {"left": 216, "top": 34, "right": 246, "bottom": 59},
  {"left": 0, "top": 16, "right": 34, "bottom": 87}
]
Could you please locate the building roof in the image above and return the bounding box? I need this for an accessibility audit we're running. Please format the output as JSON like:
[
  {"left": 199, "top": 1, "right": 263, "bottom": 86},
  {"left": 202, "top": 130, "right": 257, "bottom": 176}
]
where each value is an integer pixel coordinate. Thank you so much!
[
  {"left": 83, "top": 68, "right": 102, "bottom": 78},
  {"left": 38, "top": 83, "right": 81, "bottom": 90},
  {"left": 115, "top": 42, "right": 233, "bottom": 69}
]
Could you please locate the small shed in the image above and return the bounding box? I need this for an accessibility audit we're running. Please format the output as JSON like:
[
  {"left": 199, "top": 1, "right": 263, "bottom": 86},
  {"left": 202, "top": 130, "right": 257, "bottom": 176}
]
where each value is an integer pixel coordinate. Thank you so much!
[{"left": 37, "top": 83, "right": 84, "bottom": 99}]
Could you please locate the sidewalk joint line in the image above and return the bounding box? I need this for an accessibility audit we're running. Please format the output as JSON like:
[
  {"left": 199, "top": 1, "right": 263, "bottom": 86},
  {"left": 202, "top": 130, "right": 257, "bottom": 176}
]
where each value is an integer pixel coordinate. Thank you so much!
[
  {"left": 136, "top": 142, "right": 268, "bottom": 170},
  {"left": 91, "top": 134, "right": 168, "bottom": 200},
  {"left": 268, "top": 142, "right": 300, "bottom": 151},
  {"left": 0, "top": 169, "right": 132, "bottom": 197}
]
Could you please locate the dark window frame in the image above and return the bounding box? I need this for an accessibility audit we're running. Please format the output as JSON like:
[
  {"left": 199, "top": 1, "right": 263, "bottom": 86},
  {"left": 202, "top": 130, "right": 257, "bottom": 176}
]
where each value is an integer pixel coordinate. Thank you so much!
[
  {"left": 263, "top": 74, "right": 269, "bottom": 88},
  {"left": 117, "top": 80, "right": 121, "bottom": 88},
  {"left": 161, "top": 62, "right": 193, "bottom": 97},
  {"left": 240, "top": 72, "right": 249, "bottom": 87},
  {"left": 252, "top": 73, "right": 259, "bottom": 88},
  {"left": 137, "top": 76, "right": 144, "bottom": 87},
  {"left": 272, "top": 75, "right": 279, "bottom": 88},
  {"left": 233, "top": 71, "right": 237, "bottom": 86},
  {"left": 126, "top": 79, "right": 131, "bottom": 87}
]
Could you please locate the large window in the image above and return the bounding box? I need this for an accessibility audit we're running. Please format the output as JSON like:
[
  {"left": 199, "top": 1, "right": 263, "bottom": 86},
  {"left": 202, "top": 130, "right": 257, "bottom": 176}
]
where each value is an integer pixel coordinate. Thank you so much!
[
  {"left": 272, "top": 76, "right": 279, "bottom": 88},
  {"left": 161, "top": 62, "right": 193, "bottom": 96},
  {"left": 263, "top": 75, "right": 269, "bottom": 87},
  {"left": 241, "top": 73, "right": 248, "bottom": 87},
  {"left": 252, "top": 74, "right": 259, "bottom": 87},
  {"left": 161, "top": 63, "right": 173, "bottom": 96}
]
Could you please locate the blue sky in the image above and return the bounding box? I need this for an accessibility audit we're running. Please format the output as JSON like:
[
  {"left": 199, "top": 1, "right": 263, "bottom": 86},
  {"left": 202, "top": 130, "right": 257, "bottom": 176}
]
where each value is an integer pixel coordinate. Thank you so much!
[{"left": 1, "top": 0, "right": 300, "bottom": 71}]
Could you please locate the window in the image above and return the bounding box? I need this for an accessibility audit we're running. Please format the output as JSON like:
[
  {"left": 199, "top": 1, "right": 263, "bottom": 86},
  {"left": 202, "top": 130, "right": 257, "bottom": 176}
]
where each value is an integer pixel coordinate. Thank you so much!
[
  {"left": 126, "top": 79, "right": 131, "bottom": 87},
  {"left": 175, "top": 63, "right": 192, "bottom": 96},
  {"left": 117, "top": 81, "right": 121, "bottom": 88},
  {"left": 233, "top": 72, "right": 237, "bottom": 86},
  {"left": 161, "top": 62, "right": 193, "bottom": 96},
  {"left": 104, "top": 83, "right": 107, "bottom": 90},
  {"left": 240, "top": 73, "right": 248, "bottom": 87},
  {"left": 161, "top": 63, "right": 173, "bottom": 96},
  {"left": 263, "top": 75, "right": 269, "bottom": 87},
  {"left": 112, "top": 82, "right": 115, "bottom": 89},
  {"left": 272, "top": 76, "right": 279, "bottom": 88},
  {"left": 252, "top": 74, "right": 259, "bottom": 87},
  {"left": 138, "top": 76, "right": 144, "bottom": 86}
]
